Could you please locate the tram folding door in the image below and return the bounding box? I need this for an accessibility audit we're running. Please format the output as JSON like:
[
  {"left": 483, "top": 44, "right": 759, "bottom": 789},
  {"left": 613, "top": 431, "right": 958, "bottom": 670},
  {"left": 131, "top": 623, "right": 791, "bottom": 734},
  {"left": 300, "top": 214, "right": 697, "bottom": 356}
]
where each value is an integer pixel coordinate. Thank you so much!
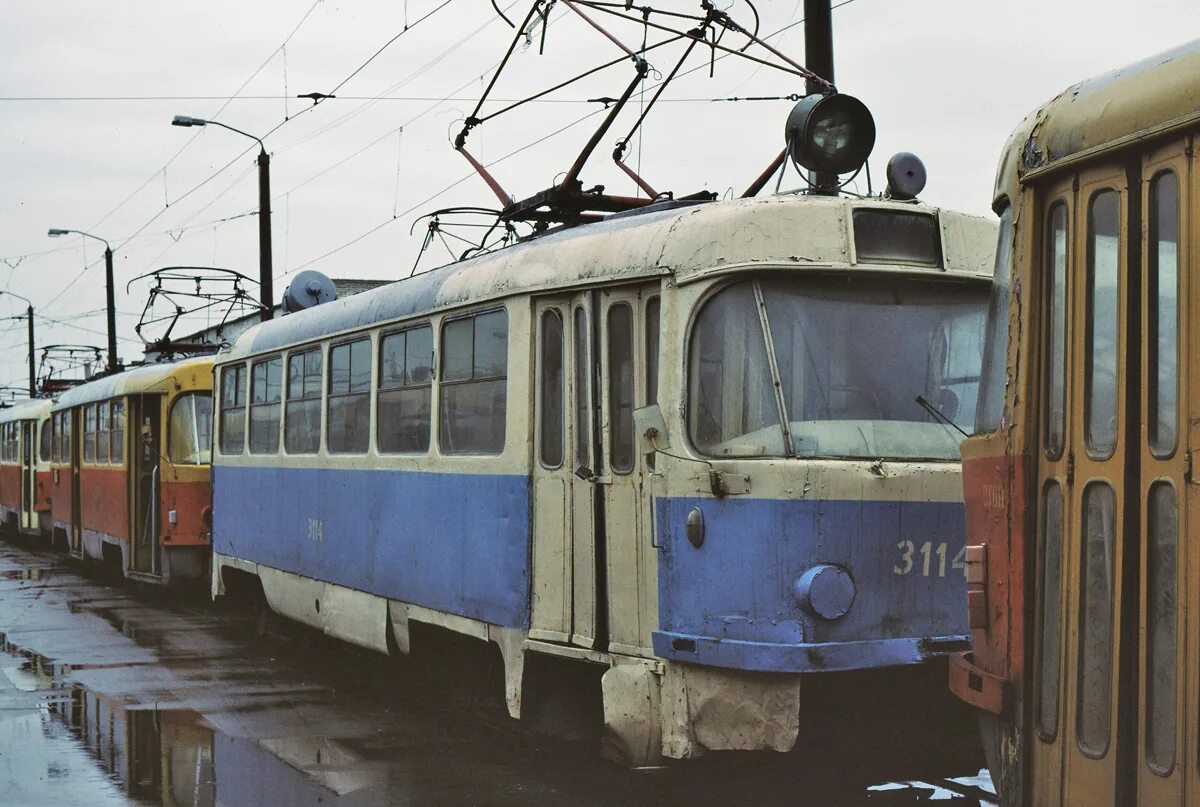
[
  {"left": 129, "top": 395, "right": 163, "bottom": 577},
  {"left": 1030, "top": 142, "right": 1197, "bottom": 805},
  {"left": 529, "top": 284, "right": 660, "bottom": 655},
  {"left": 20, "top": 421, "right": 34, "bottom": 531},
  {"left": 70, "top": 407, "right": 83, "bottom": 555},
  {"left": 530, "top": 293, "right": 600, "bottom": 648}
]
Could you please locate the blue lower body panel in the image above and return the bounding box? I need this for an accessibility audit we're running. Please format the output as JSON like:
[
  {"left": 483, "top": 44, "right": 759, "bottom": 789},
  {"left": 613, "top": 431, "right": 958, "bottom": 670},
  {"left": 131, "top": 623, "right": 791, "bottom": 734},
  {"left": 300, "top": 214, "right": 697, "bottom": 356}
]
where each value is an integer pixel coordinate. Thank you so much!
[
  {"left": 655, "top": 495, "right": 969, "bottom": 673},
  {"left": 213, "top": 465, "right": 530, "bottom": 628}
]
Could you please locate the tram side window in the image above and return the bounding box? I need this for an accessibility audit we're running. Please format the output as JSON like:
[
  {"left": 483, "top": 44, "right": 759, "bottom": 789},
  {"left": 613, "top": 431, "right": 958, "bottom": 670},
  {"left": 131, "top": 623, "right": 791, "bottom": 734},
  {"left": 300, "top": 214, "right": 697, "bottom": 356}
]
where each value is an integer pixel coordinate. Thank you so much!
[
  {"left": 169, "top": 393, "right": 212, "bottom": 465},
  {"left": 608, "top": 304, "right": 635, "bottom": 474},
  {"left": 379, "top": 326, "right": 432, "bottom": 454},
  {"left": 1044, "top": 202, "right": 1068, "bottom": 458},
  {"left": 440, "top": 310, "right": 508, "bottom": 455},
  {"left": 1148, "top": 171, "right": 1179, "bottom": 458},
  {"left": 62, "top": 411, "right": 72, "bottom": 463},
  {"left": 110, "top": 399, "right": 124, "bottom": 465},
  {"left": 689, "top": 281, "right": 784, "bottom": 457},
  {"left": 1084, "top": 189, "right": 1121, "bottom": 459},
  {"left": 1077, "top": 481, "right": 1116, "bottom": 757},
  {"left": 286, "top": 348, "right": 322, "bottom": 454},
  {"left": 249, "top": 356, "right": 282, "bottom": 454},
  {"left": 574, "top": 307, "right": 590, "bottom": 469},
  {"left": 1036, "top": 482, "right": 1064, "bottom": 740},
  {"left": 1146, "top": 482, "right": 1178, "bottom": 773},
  {"left": 40, "top": 419, "right": 50, "bottom": 463},
  {"left": 328, "top": 338, "right": 372, "bottom": 454},
  {"left": 645, "top": 297, "right": 660, "bottom": 406},
  {"left": 50, "top": 415, "right": 58, "bottom": 464},
  {"left": 539, "top": 310, "right": 564, "bottom": 468},
  {"left": 220, "top": 365, "right": 247, "bottom": 456},
  {"left": 977, "top": 206, "right": 1014, "bottom": 433},
  {"left": 97, "top": 401, "right": 110, "bottom": 464},
  {"left": 83, "top": 405, "right": 96, "bottom": 463}
]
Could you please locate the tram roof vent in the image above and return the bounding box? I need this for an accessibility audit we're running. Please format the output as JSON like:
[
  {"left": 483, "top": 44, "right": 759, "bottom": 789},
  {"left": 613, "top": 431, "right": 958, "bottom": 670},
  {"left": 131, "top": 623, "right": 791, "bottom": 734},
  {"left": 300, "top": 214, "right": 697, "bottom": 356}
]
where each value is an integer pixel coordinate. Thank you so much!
[{"left": 281, "top": 270, "right": 337, "bottom": 315}]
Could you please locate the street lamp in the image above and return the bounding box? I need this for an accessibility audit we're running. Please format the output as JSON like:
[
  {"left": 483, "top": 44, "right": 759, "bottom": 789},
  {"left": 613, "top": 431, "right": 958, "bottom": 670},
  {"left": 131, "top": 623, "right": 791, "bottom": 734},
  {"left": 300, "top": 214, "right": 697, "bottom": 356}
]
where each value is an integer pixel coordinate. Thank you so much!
[
  {"left": 0, "top": 290, "right": 36, "bottom": 396},
  {"left": 47, "top": 228, "right": 118, "bottom": 373},
  {"left": 172, "top": 115, "right": 274, "bottom": 321}
]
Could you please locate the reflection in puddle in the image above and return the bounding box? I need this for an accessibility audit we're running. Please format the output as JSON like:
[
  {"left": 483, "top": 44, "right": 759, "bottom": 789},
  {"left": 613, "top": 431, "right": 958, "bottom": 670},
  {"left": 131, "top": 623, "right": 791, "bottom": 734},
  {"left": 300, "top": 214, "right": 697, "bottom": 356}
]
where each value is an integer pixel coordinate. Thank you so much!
[
  {"left": 0, "top": 566, "right": 52, "bottom": 580},
  {"left": 50, "top": 686, "right": 216, "bottom": 807}
]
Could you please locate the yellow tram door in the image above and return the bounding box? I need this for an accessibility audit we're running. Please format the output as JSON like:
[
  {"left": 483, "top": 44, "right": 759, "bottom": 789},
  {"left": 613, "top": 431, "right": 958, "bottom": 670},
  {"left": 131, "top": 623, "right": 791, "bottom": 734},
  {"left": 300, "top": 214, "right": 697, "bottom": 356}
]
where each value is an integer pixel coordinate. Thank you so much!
[
  {"left": 1032, "top": 143, "right": 1195, "bottom": 806},
  {"left": 1135, "top": 139, "right": 1192, "bottom": 806},
  {"left": 530, "top": 293, "right": 600, "bottom": 649}
]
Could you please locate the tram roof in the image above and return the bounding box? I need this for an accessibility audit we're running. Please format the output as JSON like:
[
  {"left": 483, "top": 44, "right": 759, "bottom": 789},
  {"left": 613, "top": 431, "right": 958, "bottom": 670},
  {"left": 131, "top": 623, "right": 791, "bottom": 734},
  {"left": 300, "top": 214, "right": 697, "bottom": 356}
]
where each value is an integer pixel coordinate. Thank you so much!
[
  {"left": 53, "top": 356, "right": 214, "bottom": 410},
  {"left": 223, "top": 193, "right": 995, "bottom": 361},
  {"left": 995, "top": 38, "right": 1200, "bottom": 202},
  {"left": 0, "top": 397, "right": 52, "bottom": 423}
]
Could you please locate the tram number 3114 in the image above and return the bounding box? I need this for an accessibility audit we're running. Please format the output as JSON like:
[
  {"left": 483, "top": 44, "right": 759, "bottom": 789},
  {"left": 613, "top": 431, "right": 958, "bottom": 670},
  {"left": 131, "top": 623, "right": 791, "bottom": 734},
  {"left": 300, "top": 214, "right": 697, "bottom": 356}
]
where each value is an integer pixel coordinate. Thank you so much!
[{"left": 893, "top": 541, "right": 966, "bottom": 578}]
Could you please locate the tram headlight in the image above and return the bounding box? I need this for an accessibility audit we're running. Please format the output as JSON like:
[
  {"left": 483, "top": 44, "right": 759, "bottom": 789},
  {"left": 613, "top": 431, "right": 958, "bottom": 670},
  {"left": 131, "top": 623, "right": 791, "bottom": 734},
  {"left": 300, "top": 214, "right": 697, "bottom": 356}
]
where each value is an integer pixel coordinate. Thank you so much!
[
  {"left": 793, "top": 564, "right": 856, "bottom": 620},
  {"left": 785, "top": 93, "right": 876, "bottom": 175}
]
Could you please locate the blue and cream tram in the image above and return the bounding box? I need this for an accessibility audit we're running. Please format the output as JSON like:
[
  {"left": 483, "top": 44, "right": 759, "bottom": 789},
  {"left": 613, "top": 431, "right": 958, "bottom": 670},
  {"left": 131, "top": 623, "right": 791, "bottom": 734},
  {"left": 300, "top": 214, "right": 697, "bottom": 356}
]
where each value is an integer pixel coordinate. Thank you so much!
[{"left": 211, "top": 190, "right": 995, "bottom": 775}]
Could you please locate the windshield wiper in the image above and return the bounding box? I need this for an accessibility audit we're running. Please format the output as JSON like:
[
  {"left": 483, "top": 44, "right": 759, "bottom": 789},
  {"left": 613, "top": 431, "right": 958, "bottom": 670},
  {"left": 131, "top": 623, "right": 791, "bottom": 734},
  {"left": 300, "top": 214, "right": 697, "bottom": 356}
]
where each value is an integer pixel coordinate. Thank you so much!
[{"left": 914, "top": 394, "right": 970, "bottom": 438}]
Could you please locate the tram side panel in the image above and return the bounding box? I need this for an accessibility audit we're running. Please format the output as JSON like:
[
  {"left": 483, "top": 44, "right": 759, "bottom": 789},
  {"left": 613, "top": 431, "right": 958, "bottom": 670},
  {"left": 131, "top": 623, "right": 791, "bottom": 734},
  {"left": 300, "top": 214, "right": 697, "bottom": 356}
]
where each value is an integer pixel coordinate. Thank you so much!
[{"left": 79, "top": 461, "right": 129, "bottom": 563}]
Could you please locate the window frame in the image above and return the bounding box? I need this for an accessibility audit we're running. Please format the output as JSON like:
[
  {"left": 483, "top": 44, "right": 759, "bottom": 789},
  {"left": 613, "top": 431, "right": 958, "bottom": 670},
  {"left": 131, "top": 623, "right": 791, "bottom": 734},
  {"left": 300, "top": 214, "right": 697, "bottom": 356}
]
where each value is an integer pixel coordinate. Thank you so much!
[
  {"left": 538, "top": 309, "right": 565, "bottom": 470},
  {"left": 285, "top": 345, "right": 324, "bottom": 455},
  {"left": 249, "top": 355, "right": 283, "bottom": 455},
  {"left": 219, "top": 364, "right": 248, "bottom": 456},
  {"left": 438, "top": 308, "right": 509, "bottom": 456},
  {"left": 168, "top": 392, "right": 213, "bottom": 466},
  {"left": 326, "top": 336, "right": 373, "bottom": 455},
  {"left": 377, "top": 323, "right": 434, "bottom": 455}
]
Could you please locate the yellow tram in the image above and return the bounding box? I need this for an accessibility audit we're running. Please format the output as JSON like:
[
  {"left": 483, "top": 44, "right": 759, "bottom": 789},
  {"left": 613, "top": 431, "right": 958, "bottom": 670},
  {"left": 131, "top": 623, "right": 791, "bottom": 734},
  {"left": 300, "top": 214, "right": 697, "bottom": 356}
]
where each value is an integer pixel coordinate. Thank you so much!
[{"left": 949, "top": 40, "right": 1200, "bottom": 805}]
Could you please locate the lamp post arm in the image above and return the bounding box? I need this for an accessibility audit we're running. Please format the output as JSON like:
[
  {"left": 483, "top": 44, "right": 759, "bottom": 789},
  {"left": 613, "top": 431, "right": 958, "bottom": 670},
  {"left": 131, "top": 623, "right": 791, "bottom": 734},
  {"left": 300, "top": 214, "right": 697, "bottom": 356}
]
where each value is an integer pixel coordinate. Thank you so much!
[
  {"left": 64, "top": 230, "right": 111, "bottom": 251},
  {"left": 206, "top": 120, "right": 266, "bottom": 152}
]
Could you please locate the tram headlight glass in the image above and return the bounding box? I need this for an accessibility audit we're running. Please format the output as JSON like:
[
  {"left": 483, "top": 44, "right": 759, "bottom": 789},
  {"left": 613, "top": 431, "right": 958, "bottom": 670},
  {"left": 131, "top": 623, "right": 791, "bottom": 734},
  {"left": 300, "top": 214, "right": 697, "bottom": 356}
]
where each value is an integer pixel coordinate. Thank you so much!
[{"left": 785, "top": 93, "right": 876, "bottom": 175}]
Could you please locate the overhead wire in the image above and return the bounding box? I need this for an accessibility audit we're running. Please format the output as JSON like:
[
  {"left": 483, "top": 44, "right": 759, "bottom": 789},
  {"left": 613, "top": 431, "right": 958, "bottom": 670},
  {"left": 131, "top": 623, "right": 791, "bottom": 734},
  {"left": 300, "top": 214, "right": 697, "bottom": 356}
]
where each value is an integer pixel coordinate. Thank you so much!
[
  {"left": 85, "top": 0, "right": 325, "bottom": 234},
  {"left": 292, "top": 104, "right": 607, "bottom": 276},
  {"left": 35, "top": 0, "right": 463, "bottom": 324}
]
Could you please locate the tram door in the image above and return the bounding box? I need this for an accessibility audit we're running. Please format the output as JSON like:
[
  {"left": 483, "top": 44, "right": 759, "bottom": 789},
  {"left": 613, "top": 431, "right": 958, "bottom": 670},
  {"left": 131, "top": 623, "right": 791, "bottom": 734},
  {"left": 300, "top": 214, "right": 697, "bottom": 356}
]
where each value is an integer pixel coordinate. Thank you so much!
[
  {"left": 129, "top": 396, "right": 162, "bottom": 576},
  {"left": 1032, "top": 145, "right": 1195, "bottom": 805},
  {"left": 69, "top": 408, "right": 83, "bottom": 555},
  {"left": 598, "top": 285, "right": 659, "bottom": 655},
  {"left": 530, "top": 294, "right": 600, "bottom": 647},
  {"left": 20, "top": 420, "right": 34, "bottom": 531}
]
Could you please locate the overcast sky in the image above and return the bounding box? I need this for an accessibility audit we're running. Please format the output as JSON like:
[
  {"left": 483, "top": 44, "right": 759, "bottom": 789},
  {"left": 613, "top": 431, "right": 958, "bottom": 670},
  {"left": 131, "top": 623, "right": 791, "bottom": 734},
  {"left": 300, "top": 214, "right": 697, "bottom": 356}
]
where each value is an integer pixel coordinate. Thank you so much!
[{"left": 0, "top": 1, "right": 1193, "bottom": 393}]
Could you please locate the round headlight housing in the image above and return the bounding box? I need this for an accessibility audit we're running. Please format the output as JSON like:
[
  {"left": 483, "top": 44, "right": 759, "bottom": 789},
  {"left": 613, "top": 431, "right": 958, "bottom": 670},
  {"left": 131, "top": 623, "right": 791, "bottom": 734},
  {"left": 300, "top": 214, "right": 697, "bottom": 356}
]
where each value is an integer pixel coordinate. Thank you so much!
[{"left": 785, "top": 92, "right": 876, "bottom": 175}]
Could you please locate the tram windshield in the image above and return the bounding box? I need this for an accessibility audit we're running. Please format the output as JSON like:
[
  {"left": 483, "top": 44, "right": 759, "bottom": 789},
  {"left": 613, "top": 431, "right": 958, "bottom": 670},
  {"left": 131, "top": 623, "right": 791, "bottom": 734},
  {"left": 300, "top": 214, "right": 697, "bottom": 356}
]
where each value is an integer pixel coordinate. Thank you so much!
[
  {"left": 689, "top": 275, "right": 988, "bottom": 461},
  {"left": 169, "top": 392, "right": 213, "bottom": 465}
]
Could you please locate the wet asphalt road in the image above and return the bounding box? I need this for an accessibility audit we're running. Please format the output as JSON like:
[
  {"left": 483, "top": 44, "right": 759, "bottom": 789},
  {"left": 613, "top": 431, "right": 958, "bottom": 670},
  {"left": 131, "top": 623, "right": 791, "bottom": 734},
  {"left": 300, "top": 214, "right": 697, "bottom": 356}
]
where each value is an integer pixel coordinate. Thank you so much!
[{"left": 0, "top": 541, "right": 996, "bottom": 807}]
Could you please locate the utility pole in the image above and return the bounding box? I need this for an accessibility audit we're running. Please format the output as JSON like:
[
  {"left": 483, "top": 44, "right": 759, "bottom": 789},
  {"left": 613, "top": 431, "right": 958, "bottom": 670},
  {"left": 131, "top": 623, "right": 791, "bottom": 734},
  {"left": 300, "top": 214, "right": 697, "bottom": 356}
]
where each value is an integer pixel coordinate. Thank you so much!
[
  {"left": 25, "top": 305, "right": 34, "bottom": 396},
  {"left": 1, "top": 291, "right": 37, "bottom": 396},
  {"left": 804, "top": 0, "right": 838, "bottom": 191},
  {"left": 103, "top": 244, "right": 117, "bottom": 372},
  {"left": 257, "top": 149, "right": 274, "bottom": 321}
]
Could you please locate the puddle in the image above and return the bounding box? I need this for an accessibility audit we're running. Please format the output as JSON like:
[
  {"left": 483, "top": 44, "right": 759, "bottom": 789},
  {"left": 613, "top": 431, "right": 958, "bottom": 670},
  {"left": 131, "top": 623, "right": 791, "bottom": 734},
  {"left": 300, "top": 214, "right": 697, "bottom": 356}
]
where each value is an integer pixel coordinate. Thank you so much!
[
  {"left": 51, "top": 686, "right": 216, "bottom": 806},
  {"left": 0, "top": 566, "right": 53, "bottom": 581},
  {"left": 0, "top": 546, "right": 998, "bottom": 806}
]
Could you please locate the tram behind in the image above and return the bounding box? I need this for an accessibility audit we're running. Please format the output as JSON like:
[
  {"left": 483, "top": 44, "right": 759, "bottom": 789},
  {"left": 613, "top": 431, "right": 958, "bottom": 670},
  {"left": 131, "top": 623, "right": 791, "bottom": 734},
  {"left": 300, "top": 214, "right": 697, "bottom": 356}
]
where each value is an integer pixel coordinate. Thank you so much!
[
  {"left": 949, "top": 40, "right": 1200, "bottom": 805},
  {"left": 0, "top": 398, "right": 52, "bottom": 539},
  {"left": 212, "top": 189, "right": 995, "bottom": 775},
  {"left": 48, "top": 358, "right": 214, "bottom": 583}
]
